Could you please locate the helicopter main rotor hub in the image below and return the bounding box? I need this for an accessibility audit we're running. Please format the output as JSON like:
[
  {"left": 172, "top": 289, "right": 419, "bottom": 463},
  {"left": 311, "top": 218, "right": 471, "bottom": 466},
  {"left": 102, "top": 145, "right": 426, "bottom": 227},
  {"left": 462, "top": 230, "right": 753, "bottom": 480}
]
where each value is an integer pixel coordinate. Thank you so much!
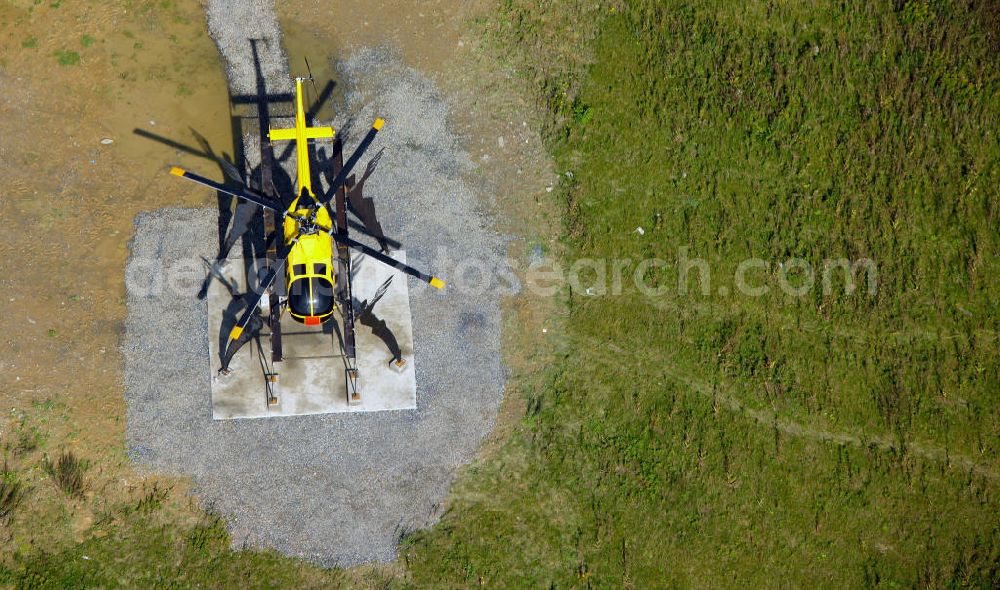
[{"left": 291, "top": 207, "right": 324, "bottom": 235}]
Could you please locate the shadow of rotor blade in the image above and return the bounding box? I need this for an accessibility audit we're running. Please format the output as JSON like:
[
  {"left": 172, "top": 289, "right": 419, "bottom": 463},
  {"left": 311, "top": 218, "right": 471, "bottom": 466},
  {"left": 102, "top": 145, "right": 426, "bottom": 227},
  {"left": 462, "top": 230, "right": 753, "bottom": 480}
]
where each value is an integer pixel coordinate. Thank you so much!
[
  {"left": 342, "top": 148, "right": 392, "bottom": 251},
  {"left": 218, "top": 287, "right": 259, "bottom": 365},
  {"left": 305, "top": 79, "right": 336, "bottom": 123},
  {"left": 358, "top": 309, "right": 402, "bottom": 363},
  {"left": 190, "top": 127, "right": 243, "bottom": 183},
  {"left": 133, "top": 128, "right": 210, "bottom": 160},
  {"left": 347, "top": 219, "right": 402, "bottom": 250},
  {"left": 198, "top": 256, "right": 239, "bottom": 301},
  {"left": 221, "top": 309, "right": 264, "bottom": 372},
  {"left": 196, "top": 271, "right": 214, "bottom": 301},
  {"left": 229, "top": 93, "right": 295, "bottom": 105},
  {"left": 138, "top": 127, "right": 244, "bottom": 188}
]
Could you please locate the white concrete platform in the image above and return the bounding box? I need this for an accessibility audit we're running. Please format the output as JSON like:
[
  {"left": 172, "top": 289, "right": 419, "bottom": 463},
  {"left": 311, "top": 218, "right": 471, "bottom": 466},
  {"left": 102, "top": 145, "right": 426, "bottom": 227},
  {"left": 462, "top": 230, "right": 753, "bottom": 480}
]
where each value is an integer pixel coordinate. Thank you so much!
[{"left": 207, "top": 250, "right": 417, "bottom": 419}]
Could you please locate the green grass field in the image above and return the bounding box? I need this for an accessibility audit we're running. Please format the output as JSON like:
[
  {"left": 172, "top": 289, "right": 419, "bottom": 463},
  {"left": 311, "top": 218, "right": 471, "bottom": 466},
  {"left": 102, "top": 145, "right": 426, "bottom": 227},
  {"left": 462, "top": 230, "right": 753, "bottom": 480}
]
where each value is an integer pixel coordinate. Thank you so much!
[
  {"left": 3, "top": 0, "right": 997, "bottom": 587},
  {"left": 400, "top": 0, "right": 999, "bottom": 586}
]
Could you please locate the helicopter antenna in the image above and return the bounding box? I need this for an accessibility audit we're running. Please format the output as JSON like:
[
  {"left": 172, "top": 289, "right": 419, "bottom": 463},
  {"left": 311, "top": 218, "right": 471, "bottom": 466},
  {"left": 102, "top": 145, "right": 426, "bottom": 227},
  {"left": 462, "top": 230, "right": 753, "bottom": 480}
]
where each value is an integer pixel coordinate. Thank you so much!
[
  {"left": 303, "top": 56, "right": 315, "bottom": 81},
  {"left": 303, "top": 57, "right": 321, "bottom": 124}
]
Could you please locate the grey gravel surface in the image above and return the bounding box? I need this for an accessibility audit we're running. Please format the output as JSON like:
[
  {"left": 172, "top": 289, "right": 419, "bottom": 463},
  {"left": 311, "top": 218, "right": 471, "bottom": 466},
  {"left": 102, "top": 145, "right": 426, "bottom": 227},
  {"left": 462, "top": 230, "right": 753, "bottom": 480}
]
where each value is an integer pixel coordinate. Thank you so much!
[
  {"left": 122, "top": 1, "right": 507, "bottom": 566},
  {"left": 206, "top": 0, "right": 290, "bottom": 97}
]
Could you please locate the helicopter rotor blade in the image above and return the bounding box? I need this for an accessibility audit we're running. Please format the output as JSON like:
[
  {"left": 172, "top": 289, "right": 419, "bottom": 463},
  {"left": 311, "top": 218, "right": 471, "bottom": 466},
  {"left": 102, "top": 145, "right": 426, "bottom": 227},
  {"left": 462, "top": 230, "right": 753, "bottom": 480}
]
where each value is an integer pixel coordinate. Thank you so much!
[
  {"left": 331, "top": 231, "right": 444, "bottom": 289},
  {"left": 169, "top": 166, "right": 283, "bottom": 212},
  {"left": 227, "top": 238, "right": 296, "bottom": 343},
  {"left": 318, "top": 119, "right": 384, "bottom": 207}
]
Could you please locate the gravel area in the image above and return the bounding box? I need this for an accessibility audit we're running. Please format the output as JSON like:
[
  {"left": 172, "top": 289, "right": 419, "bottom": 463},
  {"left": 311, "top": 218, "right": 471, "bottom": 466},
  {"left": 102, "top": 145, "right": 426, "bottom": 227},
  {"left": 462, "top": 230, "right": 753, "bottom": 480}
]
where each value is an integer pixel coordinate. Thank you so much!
[{"left": 122, "top": 0, "right": 507, "bottom": 566}]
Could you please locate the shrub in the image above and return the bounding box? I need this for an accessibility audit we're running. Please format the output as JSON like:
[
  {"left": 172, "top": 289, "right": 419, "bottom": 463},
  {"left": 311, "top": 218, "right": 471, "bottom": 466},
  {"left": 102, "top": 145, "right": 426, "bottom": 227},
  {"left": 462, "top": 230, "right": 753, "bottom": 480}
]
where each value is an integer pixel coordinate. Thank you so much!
[
  {"left": 0, "top": 466, "right": 27, "bottom": 520},
  {"left": 43, "top": 451, "right": 87, "bottom": 498}
]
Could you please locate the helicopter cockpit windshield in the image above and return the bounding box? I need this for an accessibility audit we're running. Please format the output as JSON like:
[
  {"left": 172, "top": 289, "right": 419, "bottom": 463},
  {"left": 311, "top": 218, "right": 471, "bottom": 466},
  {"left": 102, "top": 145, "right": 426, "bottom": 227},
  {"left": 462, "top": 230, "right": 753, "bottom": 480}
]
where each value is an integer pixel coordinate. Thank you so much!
[{"left": 288, "top": 274, "right": 335, "bottom": 323}]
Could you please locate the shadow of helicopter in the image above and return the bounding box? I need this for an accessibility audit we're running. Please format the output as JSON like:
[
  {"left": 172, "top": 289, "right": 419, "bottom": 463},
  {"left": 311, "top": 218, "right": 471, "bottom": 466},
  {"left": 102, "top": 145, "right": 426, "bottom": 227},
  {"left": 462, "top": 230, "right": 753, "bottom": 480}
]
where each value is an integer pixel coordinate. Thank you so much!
[
  {"left": 356, "top": 279, "right": 403, "bottom": 365},
  {"left": 349, "top": 256, "right": 404, "bottom": 365},
  {"left": 202, "top": 257, "right": 267, "bottom": 372},
  {"left": 315, "top": 268, "right": 403, "bottom": 368},
  {"left": 317, "top": 145, "right": 394, "bottom": 254}
]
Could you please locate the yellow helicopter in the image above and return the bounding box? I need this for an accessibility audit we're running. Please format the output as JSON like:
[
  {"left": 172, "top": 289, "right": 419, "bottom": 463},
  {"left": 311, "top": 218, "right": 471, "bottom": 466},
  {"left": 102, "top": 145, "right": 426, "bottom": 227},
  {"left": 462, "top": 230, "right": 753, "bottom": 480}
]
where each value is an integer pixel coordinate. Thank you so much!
[{"left": 168, "top": 75, "right": 444, "bottom": 373}]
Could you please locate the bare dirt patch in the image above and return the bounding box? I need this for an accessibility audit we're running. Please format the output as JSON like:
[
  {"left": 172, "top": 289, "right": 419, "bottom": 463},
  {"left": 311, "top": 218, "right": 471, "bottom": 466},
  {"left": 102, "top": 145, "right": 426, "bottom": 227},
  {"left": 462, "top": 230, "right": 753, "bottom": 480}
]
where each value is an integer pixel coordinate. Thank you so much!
[{"left": 0, "top": 0, "right": 234, "bottom": 552}]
